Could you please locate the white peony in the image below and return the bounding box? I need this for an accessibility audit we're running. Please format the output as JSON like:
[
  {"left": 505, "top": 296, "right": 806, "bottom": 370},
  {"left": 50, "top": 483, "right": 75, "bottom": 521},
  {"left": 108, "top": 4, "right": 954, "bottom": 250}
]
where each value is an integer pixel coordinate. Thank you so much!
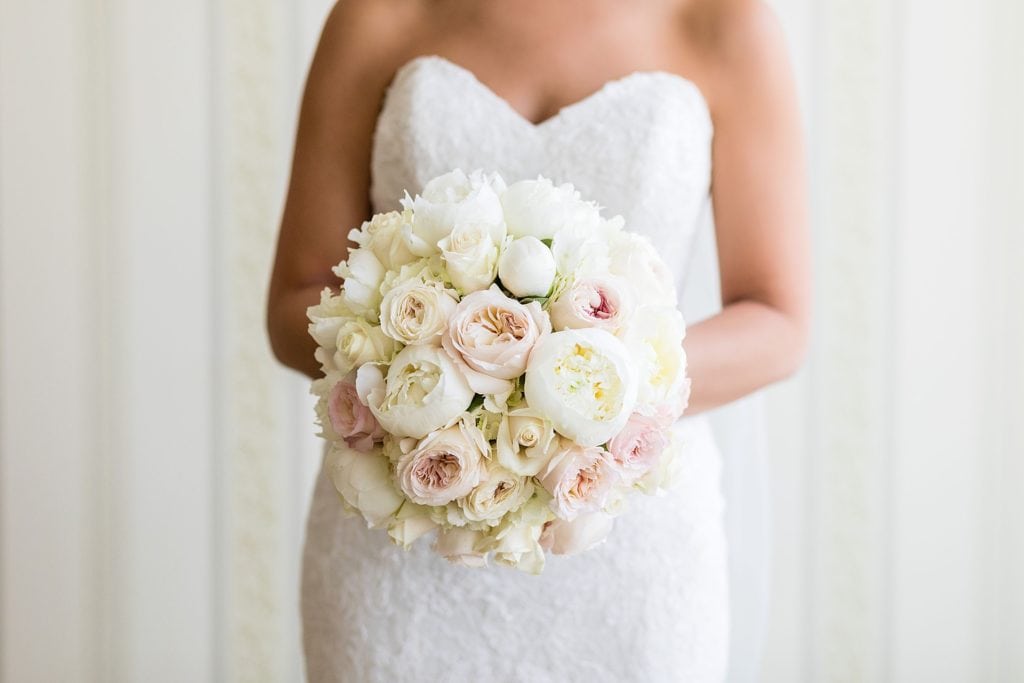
[
  {"left": 326, "top": 442, "right": 404, "bottom": 528},
  {"left": 333, "top": 319, "right": 399, "bottom": 374},
  {"left": 549, "top": 215, "right": 622, "bottom": 277},
  {"left": 333, "top": 248, "right": 386, "bottom": 320},
  {"left": 623, "top": 306, "right": 688, "bottom": 406},
  {"left": 348, "top": 209, "right": 419, "bottom": 271},
  {"left": 379, "top": 275, "right": 458, "bottom": 346},
  {"left": 607, "top": 231, "right": 677, "bottom": 307},
  {"left": 402, "top": 169, "right": 506, "bottom": 255},
  {"left": 438, "top": 220, "right": 504, "bottom": 294},
  {"left": 356, "top": 345, "right": 474, "bottom": 439},
  {"left": 524, "top": 328, "right": 639, "bottom": 447},
  {"left": 500, "top": 177, "right": 601, "bottom": 240},
  {"left": 497, "top": 236, "right": 557, "bottom": 298}
]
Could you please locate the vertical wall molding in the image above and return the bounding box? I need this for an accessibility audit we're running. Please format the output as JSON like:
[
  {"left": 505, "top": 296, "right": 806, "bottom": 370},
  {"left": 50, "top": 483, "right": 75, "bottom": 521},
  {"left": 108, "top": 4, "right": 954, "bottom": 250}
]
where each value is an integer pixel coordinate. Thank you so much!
[{"left": 805, "top": 0, "right": 898, "bottom": 679}]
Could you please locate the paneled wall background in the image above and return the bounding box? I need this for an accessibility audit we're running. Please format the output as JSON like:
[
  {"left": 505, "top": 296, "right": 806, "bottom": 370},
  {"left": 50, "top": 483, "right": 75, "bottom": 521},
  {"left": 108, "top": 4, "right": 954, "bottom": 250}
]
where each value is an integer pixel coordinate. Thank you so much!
[{"left": 1, "top": 0, "right": 1021, "bottom": 681}]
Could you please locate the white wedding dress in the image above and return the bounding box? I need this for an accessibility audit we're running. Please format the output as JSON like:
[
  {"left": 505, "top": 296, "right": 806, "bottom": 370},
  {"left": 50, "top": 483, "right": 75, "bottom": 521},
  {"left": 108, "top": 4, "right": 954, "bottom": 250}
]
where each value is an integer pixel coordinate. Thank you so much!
[{"left": 301, "top": 55, "right": 765, "bottom": 683}]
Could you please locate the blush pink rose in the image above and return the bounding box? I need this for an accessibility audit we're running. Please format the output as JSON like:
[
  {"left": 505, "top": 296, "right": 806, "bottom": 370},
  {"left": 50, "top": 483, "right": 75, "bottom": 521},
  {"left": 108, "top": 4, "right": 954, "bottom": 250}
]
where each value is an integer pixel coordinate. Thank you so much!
[
  {"left": 328, "top": 378, "right": 385, "bottom": 452},
  {"left": 538, "top": 442, "right": 620, "bottom": 520},
  {"left": 395, "top": 420, "right": 487, "bottom": 506},
  {"left": 607, "top": 413, "right": 669, "bottom": 484}
]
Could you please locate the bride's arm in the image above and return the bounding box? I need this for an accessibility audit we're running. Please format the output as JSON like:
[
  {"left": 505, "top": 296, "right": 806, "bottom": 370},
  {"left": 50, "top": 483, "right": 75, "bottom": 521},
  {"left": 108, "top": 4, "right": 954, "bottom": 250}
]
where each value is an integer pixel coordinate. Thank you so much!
[
  {"left": 267, "top": 1, "right": 411, "bottom": 377},
  {"left": 683, "top": 2, "right": 811, "bottom": 414}
]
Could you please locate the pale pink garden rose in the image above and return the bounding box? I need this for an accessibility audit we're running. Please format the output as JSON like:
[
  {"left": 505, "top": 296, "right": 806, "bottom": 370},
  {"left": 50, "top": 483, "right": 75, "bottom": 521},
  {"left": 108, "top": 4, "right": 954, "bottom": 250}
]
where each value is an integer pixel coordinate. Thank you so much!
[
  {"left": 548, "top": 275, "right": 635, "bottom": 335},
  {"left": 539, "top": 510, "right": 615, "bottom": 555},
  {"left": 395, "top": 419, "right": 487, "bottom": 507},
  {"left": 606, "top": 413, "right": 669, "bottom": 485},
  {"left": 538, "top": 442, "right": 620, "bottom": 521},
  {"left": 442, "top": 286, "right": 551, "bottom": 396},
  {"left": 327, "top": 378, "right": 385, "bottom": 453}
]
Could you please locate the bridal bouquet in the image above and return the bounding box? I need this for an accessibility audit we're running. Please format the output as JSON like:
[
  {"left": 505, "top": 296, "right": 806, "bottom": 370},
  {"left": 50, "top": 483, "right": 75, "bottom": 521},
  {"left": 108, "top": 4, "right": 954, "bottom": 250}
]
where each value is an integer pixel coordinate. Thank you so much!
[{"left": 308, "top": 169, "right": 690, "bottom": 574}]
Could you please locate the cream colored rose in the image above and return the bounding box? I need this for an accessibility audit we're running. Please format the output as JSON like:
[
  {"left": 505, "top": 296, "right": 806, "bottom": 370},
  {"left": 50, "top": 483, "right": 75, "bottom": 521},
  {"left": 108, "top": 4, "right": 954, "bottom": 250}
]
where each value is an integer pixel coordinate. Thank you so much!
[
  {"left": 496, "top": 408, "right": 559, "bottom": 476},
  {"left": 439, "top": 220, "right": 504, "bottom": 294},
  {"left": 379, "top": 276, "right": 458, "bottom": 345},
  {"left": 548, "top": 275, "right": 636, "bottom": 335},
  {"left": 386, "top": 501, "right": 439, "bottom": 549},
  {"left": 538, "top": 442, "right": 620, "bottom": 520},
  {"left": 442, "top": 286, "right": 551, "bottom": 396},
  {"left": 402, "top": 169, "right": 506, "bottom": 255},
  {"left": 539, "top": 510, "right": 615, "bottom": 555},
  {"left": 459, "top": 466, "right": 534, "bottom": 525},
  {"left": 524, "top": 328, "right": 638, "bottom": 447},
  {"left": 395, "top": 418, "right": 487, "bottom": 506},
  {"left": 481, "top": 494, "right": 555, "bottom": 574},
  {"left": 348, "top": 209, "right": 419, "bottom": 271},
  {"left": 356, "top": 345, "right": 474, "bottom": 439},
  {"left": 333, "top": 248, "right": 386, "bottom": 320},
  {"left": 333, "top": 319, "right": 399, "bottom": 374},
  {"left": 326, "top": 442, "right": 404, "bottom": 529},
  {"left": 432, "top": 526, "right": 488, "bottom": 567},
  {"left": 497, "top": 236, "right": 556, "bottom": 298}
]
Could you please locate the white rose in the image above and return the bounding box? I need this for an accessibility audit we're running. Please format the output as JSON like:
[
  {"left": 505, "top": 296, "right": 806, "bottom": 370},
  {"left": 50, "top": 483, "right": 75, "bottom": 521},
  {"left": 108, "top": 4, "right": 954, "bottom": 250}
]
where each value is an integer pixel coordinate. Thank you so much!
[
  {"left": 482, "top": 494, "right": 555, "bottom": 574},
  {"left": 326, "top": 442, "right": 404, "bottom": 528},
  {"left": 379, "top": 276, "right": 458, "bottom": 345},
  {"left": 402, "top": 169, "right": 506, "bottom": 255},
  {"left": 538, "top": 442, "right": 621, "bottom": 520},
  {"left": 348, "top": 209, "right": 419, "bottom": 271},
  {"left": 539, "top": 511, "right": 615, "bottom": 555},
  {"left": 306, "top": 288, "right": 354, "bottom": 348},
  {"left": 548, "top": 275, "right": 636, "bottom": 335},
  {"left": 438, "top": 220, "right": 504, "bottom": 294},
  {"left": 524, "top": 328, "right": 639, "bottom": 447},
  {"left": 395, "top": 418, "right": 487, "bottom": 506},
  {"left": 623, "top": 306, "right": 688, "bottom": 406},
  {"left": 459, "top": 466, "right": 534, "bottom": 525},
  {"left": 607, "top": 231, "right": 677, "bottom": 307},
  {"left": 386, "top": 501, "right": 439, "bottom": 549},
  {"left": 500, "top": 177, "right": 600, "bottom": 240},
  {"left": 432, "top": 526, "right": 488, "bottom": 568},
  {"left": 496, "top": 408, "right": 559, "bottom": 476},
  {"left": 333, "top": 248, "right": 386, "bottom": 320},
  {"left": 356, "top": 345, "right": 474, "bottom": 439},
  {"left": 497, "top": 236, "right": 557, "bottom": 298},
  {"left": 333, "top": 319, "right": 399, "bottom": 374},
  {"left": 442, "top": 286, "right": 551, "bottom": 396}
]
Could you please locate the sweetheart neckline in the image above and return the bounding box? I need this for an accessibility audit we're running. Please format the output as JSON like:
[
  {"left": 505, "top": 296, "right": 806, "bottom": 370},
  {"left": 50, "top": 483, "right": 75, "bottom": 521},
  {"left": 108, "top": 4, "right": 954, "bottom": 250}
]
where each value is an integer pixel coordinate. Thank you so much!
[{"left": 388, "top": 54, "right": 713, "bottom": 131}]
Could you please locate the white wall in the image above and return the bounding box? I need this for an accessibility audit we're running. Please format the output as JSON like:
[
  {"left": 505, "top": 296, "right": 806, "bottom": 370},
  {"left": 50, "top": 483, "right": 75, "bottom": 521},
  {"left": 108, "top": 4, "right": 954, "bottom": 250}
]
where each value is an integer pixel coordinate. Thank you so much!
[{"left": 1, "top": 0, "right": 1020, "bottom": 681}]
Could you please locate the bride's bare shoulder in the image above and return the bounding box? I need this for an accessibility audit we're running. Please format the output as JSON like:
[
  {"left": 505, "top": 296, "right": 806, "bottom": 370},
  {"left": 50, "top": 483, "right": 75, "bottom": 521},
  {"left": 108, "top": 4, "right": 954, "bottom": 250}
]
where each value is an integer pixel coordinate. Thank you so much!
[
  {"left": 679, "top": 0, "right": 795, "bottom": 110},
  {"left": 314, "top": 0, "right": 428, "bottom": 85}
]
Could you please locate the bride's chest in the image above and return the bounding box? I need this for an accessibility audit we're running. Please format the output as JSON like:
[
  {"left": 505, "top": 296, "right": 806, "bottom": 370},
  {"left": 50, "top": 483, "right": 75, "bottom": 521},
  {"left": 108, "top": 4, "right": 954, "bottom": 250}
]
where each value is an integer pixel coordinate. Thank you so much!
[{"left": 369, "top": 56, "right": 714, "bottom": 247}]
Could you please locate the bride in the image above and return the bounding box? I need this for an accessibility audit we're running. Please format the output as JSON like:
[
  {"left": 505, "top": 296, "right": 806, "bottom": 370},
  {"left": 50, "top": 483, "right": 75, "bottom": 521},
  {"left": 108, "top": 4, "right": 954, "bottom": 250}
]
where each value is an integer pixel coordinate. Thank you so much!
[{"left": 267, "top": 0, "right": 809, "bottom": 680}]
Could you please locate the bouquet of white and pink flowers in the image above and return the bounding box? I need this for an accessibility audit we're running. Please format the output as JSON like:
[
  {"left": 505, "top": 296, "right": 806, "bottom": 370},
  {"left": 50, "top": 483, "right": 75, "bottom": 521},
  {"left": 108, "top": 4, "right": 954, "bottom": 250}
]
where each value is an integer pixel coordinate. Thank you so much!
[{"left": 308, "top": 169, "right": 691, "bottom": 574}]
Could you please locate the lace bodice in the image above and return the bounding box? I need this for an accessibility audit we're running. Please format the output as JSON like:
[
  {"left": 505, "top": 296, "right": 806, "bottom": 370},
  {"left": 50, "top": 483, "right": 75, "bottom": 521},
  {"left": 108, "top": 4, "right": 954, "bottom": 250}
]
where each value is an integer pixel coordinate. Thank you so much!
[{"left": 370, "top": 55, "right": 715, "bottom": 297}]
